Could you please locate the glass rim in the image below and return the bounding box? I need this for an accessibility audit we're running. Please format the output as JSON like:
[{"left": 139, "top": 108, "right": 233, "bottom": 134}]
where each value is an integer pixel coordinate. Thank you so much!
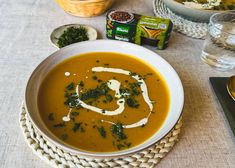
[{"left": 209, "top": 12, "right": 235, "bottom": 35}]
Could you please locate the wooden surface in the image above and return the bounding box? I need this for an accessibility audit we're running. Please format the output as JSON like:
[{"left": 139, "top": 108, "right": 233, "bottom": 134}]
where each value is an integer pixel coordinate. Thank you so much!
[{"left": 0, "top": 0, "right": 235, "bottom": 167}]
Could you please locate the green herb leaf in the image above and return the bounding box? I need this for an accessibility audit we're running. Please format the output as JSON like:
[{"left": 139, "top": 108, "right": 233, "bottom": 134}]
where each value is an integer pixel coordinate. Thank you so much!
[
  {"left": 57, "top": 26, "right": 89, "bottom": 48},
  {"left": 72, "top": 122, "right": 82, "bottom": 132},
  {"left": 66, "top": 82, "right": 74, "bottom": 90},
  {"left": 97, "top": 126, "right": 106, "bottom": 138},
  {"left": 129, "top": 72, "right": 137, "bottom": 76},
  {"left": 105, "top": 94, "right": 113, "bottom": 102},
  {"left": 111, "top": 123, "right": 127, "bottom": 140},
  {"left": 54, "top": 122, "right": 66, "bottom": 128},
  {"left": 228, "top": 4, "right": 235, "bottom": 10},
  {"left": 79, "top": 81, "right": 84, "bottom": 87},
  {"left": 117, "top": 144, "right": 125, "bottom": 150},
  {"left": 64, "top": 92, "right": 80, "bottom": 108},
  {"left": 126, "top": 98, "right": 139, "bottom": 108},
  {"left": 71, "top": 111, "right": 79, "bottom": 116},
  {"left": 80, "top": 83, "right": 110, "bottom": 101}
]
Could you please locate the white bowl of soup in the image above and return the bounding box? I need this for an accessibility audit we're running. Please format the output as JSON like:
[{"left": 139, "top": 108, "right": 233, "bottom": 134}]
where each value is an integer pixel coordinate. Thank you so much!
[{"left": 25, "top": 40, "right": 184, "bottom": 157}]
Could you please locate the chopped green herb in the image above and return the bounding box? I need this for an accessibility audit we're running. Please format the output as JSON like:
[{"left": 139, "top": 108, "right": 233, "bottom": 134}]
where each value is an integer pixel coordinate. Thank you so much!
[
  {"left": 71, "top": 111, "right": 79, "bottom": 116},
  {"left": 72, "top": 122, "right": 82, "bottom": 132},
  {"left": 61, "top": 134, "right": 68, "bottom": 141},
  {"left": 92, "top": 125, "right": 97, "bottom": 129},
  {"left": 228, "top": 4, "right": 235, "bottom": 10},
  {"left": 126, "top": 98, "right": 139, "bottom": 108},
  {"left": 117, "top": 144, "right": 125, "bottom": 150},
  {"left": 79, "top": 81, "right": 84, "bottom": 87},
  {"left": 80, "top": 83, "right": 110, "bottom": 101},
  {"left": 137, "top": 82, "right": 143, "bottom": 85},
  {"left": 97, "top": 79, "right": 103, "bottom": 83},
  {"left": 131, "top": 88, "right": 140, "bottom": 96},
  {"left": 57, "top": 26, "right": 89, "bottom": 48},
  {"left": 129, "top": 83, "right": 140, "bottom": 95},
  {"left": 105, "top": 94, "right": 113, "bottom": 102},
  {"left": 92, "top": 76, "right": 98, "bottom": 80},
  {"left": 124, "top": 142, "right": 132, "bottom": 148},
  {"left": 119, "top": 88, "right": 130, "bottom": 95},
  {"left": 64, "top": 93, "right": 80, "bottom": 108},
  {"left": 66, "top": 82, "right": 74, "bottom": 90},
  {"left": 111, "top": 123, "right": 127, "bottom": 140},
  {"left": 129, "top": 72, "right": 137, "bottom": 76},
  {"left": 97, "top": 126, "right": 106, "bottom": 138},
  {"left": 54, "top": 122, "right": 66, "bottom": 128},
  {"left": 48, "top": 113, "right": 54, "bottom": 121}
]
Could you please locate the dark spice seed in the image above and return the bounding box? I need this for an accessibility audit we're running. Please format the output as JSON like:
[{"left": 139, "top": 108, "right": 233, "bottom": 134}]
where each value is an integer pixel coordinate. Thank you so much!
[{"left": 48, "top": 113, "right": 54, "bottom": 121}]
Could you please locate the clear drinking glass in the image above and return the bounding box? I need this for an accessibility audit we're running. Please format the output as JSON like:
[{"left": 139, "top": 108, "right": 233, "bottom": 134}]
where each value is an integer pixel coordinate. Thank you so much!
[{"left": 201, "top": 12, "right": 235, "bottom": 71}]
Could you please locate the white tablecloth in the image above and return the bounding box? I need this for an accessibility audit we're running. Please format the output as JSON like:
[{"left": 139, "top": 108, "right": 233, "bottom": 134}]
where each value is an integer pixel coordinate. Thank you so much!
[{"left": 0, "top": 0, "right": 235, "bottom": 167}]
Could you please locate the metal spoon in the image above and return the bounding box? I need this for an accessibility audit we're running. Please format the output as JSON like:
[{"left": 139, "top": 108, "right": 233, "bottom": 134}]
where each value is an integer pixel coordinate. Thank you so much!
[{"left": 227, "top": 75, "right": 235, "bottom": 101}]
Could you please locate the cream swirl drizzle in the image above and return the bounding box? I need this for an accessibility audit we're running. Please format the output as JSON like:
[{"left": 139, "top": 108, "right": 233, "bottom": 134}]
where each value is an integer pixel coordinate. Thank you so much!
[{"left": 62, "top": 67, "right": 154, "bottom": 128}]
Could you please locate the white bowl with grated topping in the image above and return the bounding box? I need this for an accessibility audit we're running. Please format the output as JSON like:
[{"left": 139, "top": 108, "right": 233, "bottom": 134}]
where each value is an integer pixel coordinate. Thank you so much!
[{"left": 162, "top": 0, "right": 228, "bottom": 22}]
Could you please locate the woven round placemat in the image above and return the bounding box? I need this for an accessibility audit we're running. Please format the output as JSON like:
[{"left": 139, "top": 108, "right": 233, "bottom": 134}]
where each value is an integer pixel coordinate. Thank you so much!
[
  {"left": 153, "top": 0, "right": 208, "bottom": 39},
  {"left": 20, "top": 104, "right": 182, "bottom": 168}
]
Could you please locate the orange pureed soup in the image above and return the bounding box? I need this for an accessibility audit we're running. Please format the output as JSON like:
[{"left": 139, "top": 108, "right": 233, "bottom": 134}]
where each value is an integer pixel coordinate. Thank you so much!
[{"left": 38, "top": 52, "right": 170, "bottom": 152}]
